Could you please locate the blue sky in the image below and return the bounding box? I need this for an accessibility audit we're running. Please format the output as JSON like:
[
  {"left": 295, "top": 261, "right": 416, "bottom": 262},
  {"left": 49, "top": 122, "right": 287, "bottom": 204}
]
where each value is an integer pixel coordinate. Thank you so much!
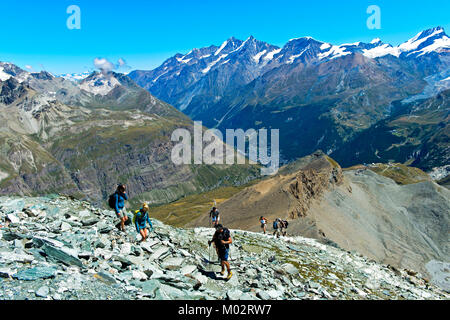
[{"left": 0, "top": 0, "right": 449, "bottom": 74}]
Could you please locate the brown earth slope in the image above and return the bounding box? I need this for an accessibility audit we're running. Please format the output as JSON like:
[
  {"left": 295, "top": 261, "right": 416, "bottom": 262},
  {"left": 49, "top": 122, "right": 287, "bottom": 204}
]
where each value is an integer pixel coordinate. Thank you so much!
[
  {"left": 188, "top": 152, "right": 344, "bottom": 235},
  {"left": 188, "top": 152, "right": 450, "bottom": 290}
]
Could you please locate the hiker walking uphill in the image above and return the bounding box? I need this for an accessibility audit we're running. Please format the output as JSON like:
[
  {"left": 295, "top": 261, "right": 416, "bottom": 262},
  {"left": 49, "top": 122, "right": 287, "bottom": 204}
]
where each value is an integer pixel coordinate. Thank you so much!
[
  {"left": 134, "top": 203, "right": 153, "bottom": 242},
  {"left": 109, "top": 184, "right": 129, "bottom": 232},
  {"left": 281, "top": 219, "right": 289, "bottom": 236},
  {"left": 273, "top": 218, "right": 289, "bottom": 238},
  {"left": 209, "top": 207, "right": 220, "bottom": 228},
  {"left": 208, "top": 224, "right": 233, "bottom": 280}
]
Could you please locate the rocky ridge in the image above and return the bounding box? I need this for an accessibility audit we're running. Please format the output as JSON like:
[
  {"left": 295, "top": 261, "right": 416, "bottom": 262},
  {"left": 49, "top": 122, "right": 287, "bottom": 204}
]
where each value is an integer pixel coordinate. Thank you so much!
[{"left": 0, "top": 195, "right": 447, "bottom": 300}]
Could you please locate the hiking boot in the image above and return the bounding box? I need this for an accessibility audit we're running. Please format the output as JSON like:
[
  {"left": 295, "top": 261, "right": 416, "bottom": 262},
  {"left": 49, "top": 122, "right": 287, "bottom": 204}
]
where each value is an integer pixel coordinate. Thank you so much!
[
  {"left": 220, "top": 270, "right": 225, "bottom": 276},
  {"left": 226, "top": 271, "right": 233, "bottom": 280}
]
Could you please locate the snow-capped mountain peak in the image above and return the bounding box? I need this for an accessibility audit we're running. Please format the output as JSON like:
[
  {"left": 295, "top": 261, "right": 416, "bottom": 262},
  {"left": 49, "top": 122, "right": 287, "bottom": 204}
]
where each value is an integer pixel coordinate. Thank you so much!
[
  {"left": 79, "top": 71, "right": 121, "bottom": 96},
  {"left": 59, "top": 72, "right": 91, "bottom": 82},
  {"left": 0, "top": 62, "right": 31, "bottom": 83},
  {"left": 398, "top": 26, "right": 449, "bottom": 57},
  {"left": 370, "top": 38, "right": 382, "bottom": 44}
]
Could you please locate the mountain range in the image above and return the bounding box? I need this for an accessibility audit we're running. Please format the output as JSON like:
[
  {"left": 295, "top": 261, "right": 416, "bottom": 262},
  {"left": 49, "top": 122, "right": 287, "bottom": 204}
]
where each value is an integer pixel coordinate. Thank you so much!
[{"left": 129, "top": 27, "right": 449, "bottom": 171}]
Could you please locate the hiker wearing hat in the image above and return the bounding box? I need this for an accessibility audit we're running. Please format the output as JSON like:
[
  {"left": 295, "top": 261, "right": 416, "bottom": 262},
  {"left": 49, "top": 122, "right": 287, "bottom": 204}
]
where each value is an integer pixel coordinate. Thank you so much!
[
  {"left": 134, "top": 203, "right": 153, "bottom": 242},
  {"left": 208, "top": 224, "right": 233, "bottom": 280}
]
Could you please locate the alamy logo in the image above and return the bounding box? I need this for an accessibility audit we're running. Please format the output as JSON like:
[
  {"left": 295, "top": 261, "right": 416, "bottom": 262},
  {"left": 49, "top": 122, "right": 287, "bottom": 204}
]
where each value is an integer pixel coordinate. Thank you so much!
[
  {"left": 171, "top": 122, "right": 280, "bottom": 176},
  {"left": 366, "top": 5, "right": 381, "bottom": 30},
  {"left": 67, "top": 5, "right": 81, "bottom": 30}
]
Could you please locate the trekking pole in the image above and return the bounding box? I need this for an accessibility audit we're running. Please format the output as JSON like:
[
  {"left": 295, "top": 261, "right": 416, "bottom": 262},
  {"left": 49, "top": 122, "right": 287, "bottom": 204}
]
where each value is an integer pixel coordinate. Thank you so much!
[{"left": 208, "top": 242, "right": 212, "bottom": 271}]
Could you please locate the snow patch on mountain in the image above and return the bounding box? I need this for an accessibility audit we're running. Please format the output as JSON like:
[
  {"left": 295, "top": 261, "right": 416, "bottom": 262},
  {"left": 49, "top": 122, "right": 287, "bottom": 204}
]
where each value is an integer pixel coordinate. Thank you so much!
[
  {"left": 0, "top": 66, "right": 12, "bottom": 81},
  {"left": 59, "top": 72, "right": 91, "bottom": 82},
  {"left": 318, "top": 45, "right": 352, "bottom": 60},
  {"left": 79, "top": 73, "right": 121, "bottom": 96},
  {"left": 214, "top": 40, "right": 229, "bottom": 56},
  {"left": 320, "top": 43, "right": 332, "bottom": 50},
  {"left": 263, "top": 48, "right": 282, "bottom": 62},
  {"left": 202, "top": 54, "right": 228, "bottom": 74},
  {"left": 253, "top": 50, "right": 268, "bottom": 63},
  {"left": 363, "top": 44, "right": 400, "bottom": 58}
]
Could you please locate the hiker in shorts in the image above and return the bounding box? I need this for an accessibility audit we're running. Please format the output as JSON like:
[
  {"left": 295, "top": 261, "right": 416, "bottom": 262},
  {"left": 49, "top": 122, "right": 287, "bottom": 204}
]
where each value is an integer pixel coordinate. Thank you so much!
[
  {"left": 208, "top": 224, "right": 233, "bottom": 280},
  {"left": 273, "top": 218, "right": 282, "bottom": 238},
  {"left": 280, "top": 220, "right": 289, "bottom": 236},
  {"left": 114, "top": 184, "right": 129, "bottom": 232},
  {"left": 209, "top": 207, "right": 220, "bottom": 228},
  {"left": 260, "top": 216, "right": 268, "bottom": 234},
  {"left": 134, "top": 203, "right": 154, "bottom": 242}
]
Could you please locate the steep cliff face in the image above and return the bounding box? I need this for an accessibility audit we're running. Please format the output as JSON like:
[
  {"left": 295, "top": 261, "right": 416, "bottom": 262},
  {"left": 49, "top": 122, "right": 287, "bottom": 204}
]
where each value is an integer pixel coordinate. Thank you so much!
[{"left": 286, "top": 158, "right": 344, "bottom": 219}]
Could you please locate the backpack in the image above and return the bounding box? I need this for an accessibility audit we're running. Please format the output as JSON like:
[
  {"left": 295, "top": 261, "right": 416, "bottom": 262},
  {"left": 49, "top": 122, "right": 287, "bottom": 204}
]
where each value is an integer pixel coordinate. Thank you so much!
[
  {"left": 132, "top": 210, "right": 141, "bottom": 225},
  {"left": 211, "top": 210, "right": 219, "bottom": 218},
  {"left": 108, "top": 192, "right": 117, "bottom": 209},
  {"left": 283, "top": 220, "right": 289, "bottom": 228},
  {"left": 219, "top": 228, "right": 231, "bottom": 248},
  {"left": 273, "top": 221, "right": 278, "bottom": 229},
  {"left": 223, "top": 228, "right": 230, "bottom": 239}
]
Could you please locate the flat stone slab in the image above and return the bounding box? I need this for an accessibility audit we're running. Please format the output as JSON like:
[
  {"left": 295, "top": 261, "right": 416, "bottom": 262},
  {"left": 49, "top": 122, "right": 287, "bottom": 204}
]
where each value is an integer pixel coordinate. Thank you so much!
[
  {"left": 35, "top": 286, "right": 50, "bottom": 298},
  {"left": 0, "top": 251, "right": 34, "bottom": 263},
  {"left": 242, "top": 244, "right": 264, "bottom": 254},
  {"left": 13, "top": 267, "right": 57, "bottom": 281},
  {"left": 149, "top": 247, "right": 170, "bottom": 261},
  {"left": 161, "top": 257, "right": 184, "bottom": 270},
  {"left": 180, "top": 265, "right": 197, "bottom": 275},
  {"left": 42, "top": 243, "right": 84, "bottom": 268}
]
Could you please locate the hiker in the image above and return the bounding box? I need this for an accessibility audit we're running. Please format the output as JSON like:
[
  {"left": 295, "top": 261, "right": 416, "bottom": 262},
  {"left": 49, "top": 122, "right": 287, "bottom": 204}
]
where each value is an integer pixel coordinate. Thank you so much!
[
  {"left": 260, "top": 216, "right": 268, "bottom": 234},
  {"left": 134, "top": 203, "right": 154, "bottom": 242},
  {"left": 280, "top": 219, "right": 289, "bottom": 236},
  {"left": 112, "top": 184, "right": 129, "bottom": 232},
  {"left": 273, "top": 218, "right": 282, "bottom": 238},
  {"left": 209, "top": 207, "right": 220, "bottom": 228},
  {"left": 208, "top": 224, "right": 233, "bottom": 280}
]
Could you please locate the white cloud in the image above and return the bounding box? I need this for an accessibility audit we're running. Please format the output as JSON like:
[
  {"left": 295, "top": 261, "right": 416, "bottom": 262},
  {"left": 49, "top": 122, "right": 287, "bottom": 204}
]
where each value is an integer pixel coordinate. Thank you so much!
[
  {"left": 118, "top": 58, "right": 126, "bottom": 67},
  {"left": 94, "top": 58, "right": 115, "bottom": 73},
  {"left": 93, "top": 57, "right": 131, "bottom": 73}
]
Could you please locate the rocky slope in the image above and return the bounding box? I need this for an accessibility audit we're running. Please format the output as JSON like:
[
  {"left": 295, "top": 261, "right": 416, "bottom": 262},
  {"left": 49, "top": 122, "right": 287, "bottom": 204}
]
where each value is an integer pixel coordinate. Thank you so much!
[
  {"left": 0, "top": 195, "right": 447, "bottom": 300},
  {"left": 189, "top": 153, "right": 450, "bottom": 292},
  {"left": 0, "top": 64, "right": 260, "bottom": 207}
]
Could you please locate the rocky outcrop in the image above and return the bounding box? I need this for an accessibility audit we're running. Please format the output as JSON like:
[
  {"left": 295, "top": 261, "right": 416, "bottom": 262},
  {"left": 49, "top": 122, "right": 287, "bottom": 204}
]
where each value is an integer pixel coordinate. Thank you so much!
[
  {"left": 286, "top": 160, "right": 343, "bottom": 219},
  {"left": 0, "top": 195, "right": 447, "bottom": 300}
]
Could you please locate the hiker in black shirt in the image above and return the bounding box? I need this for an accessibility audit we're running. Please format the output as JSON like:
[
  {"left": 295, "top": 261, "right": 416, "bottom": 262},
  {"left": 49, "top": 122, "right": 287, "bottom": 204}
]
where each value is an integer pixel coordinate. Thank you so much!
[{"left": 208, "top": 224, "right": 233, "bottom": 280}]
